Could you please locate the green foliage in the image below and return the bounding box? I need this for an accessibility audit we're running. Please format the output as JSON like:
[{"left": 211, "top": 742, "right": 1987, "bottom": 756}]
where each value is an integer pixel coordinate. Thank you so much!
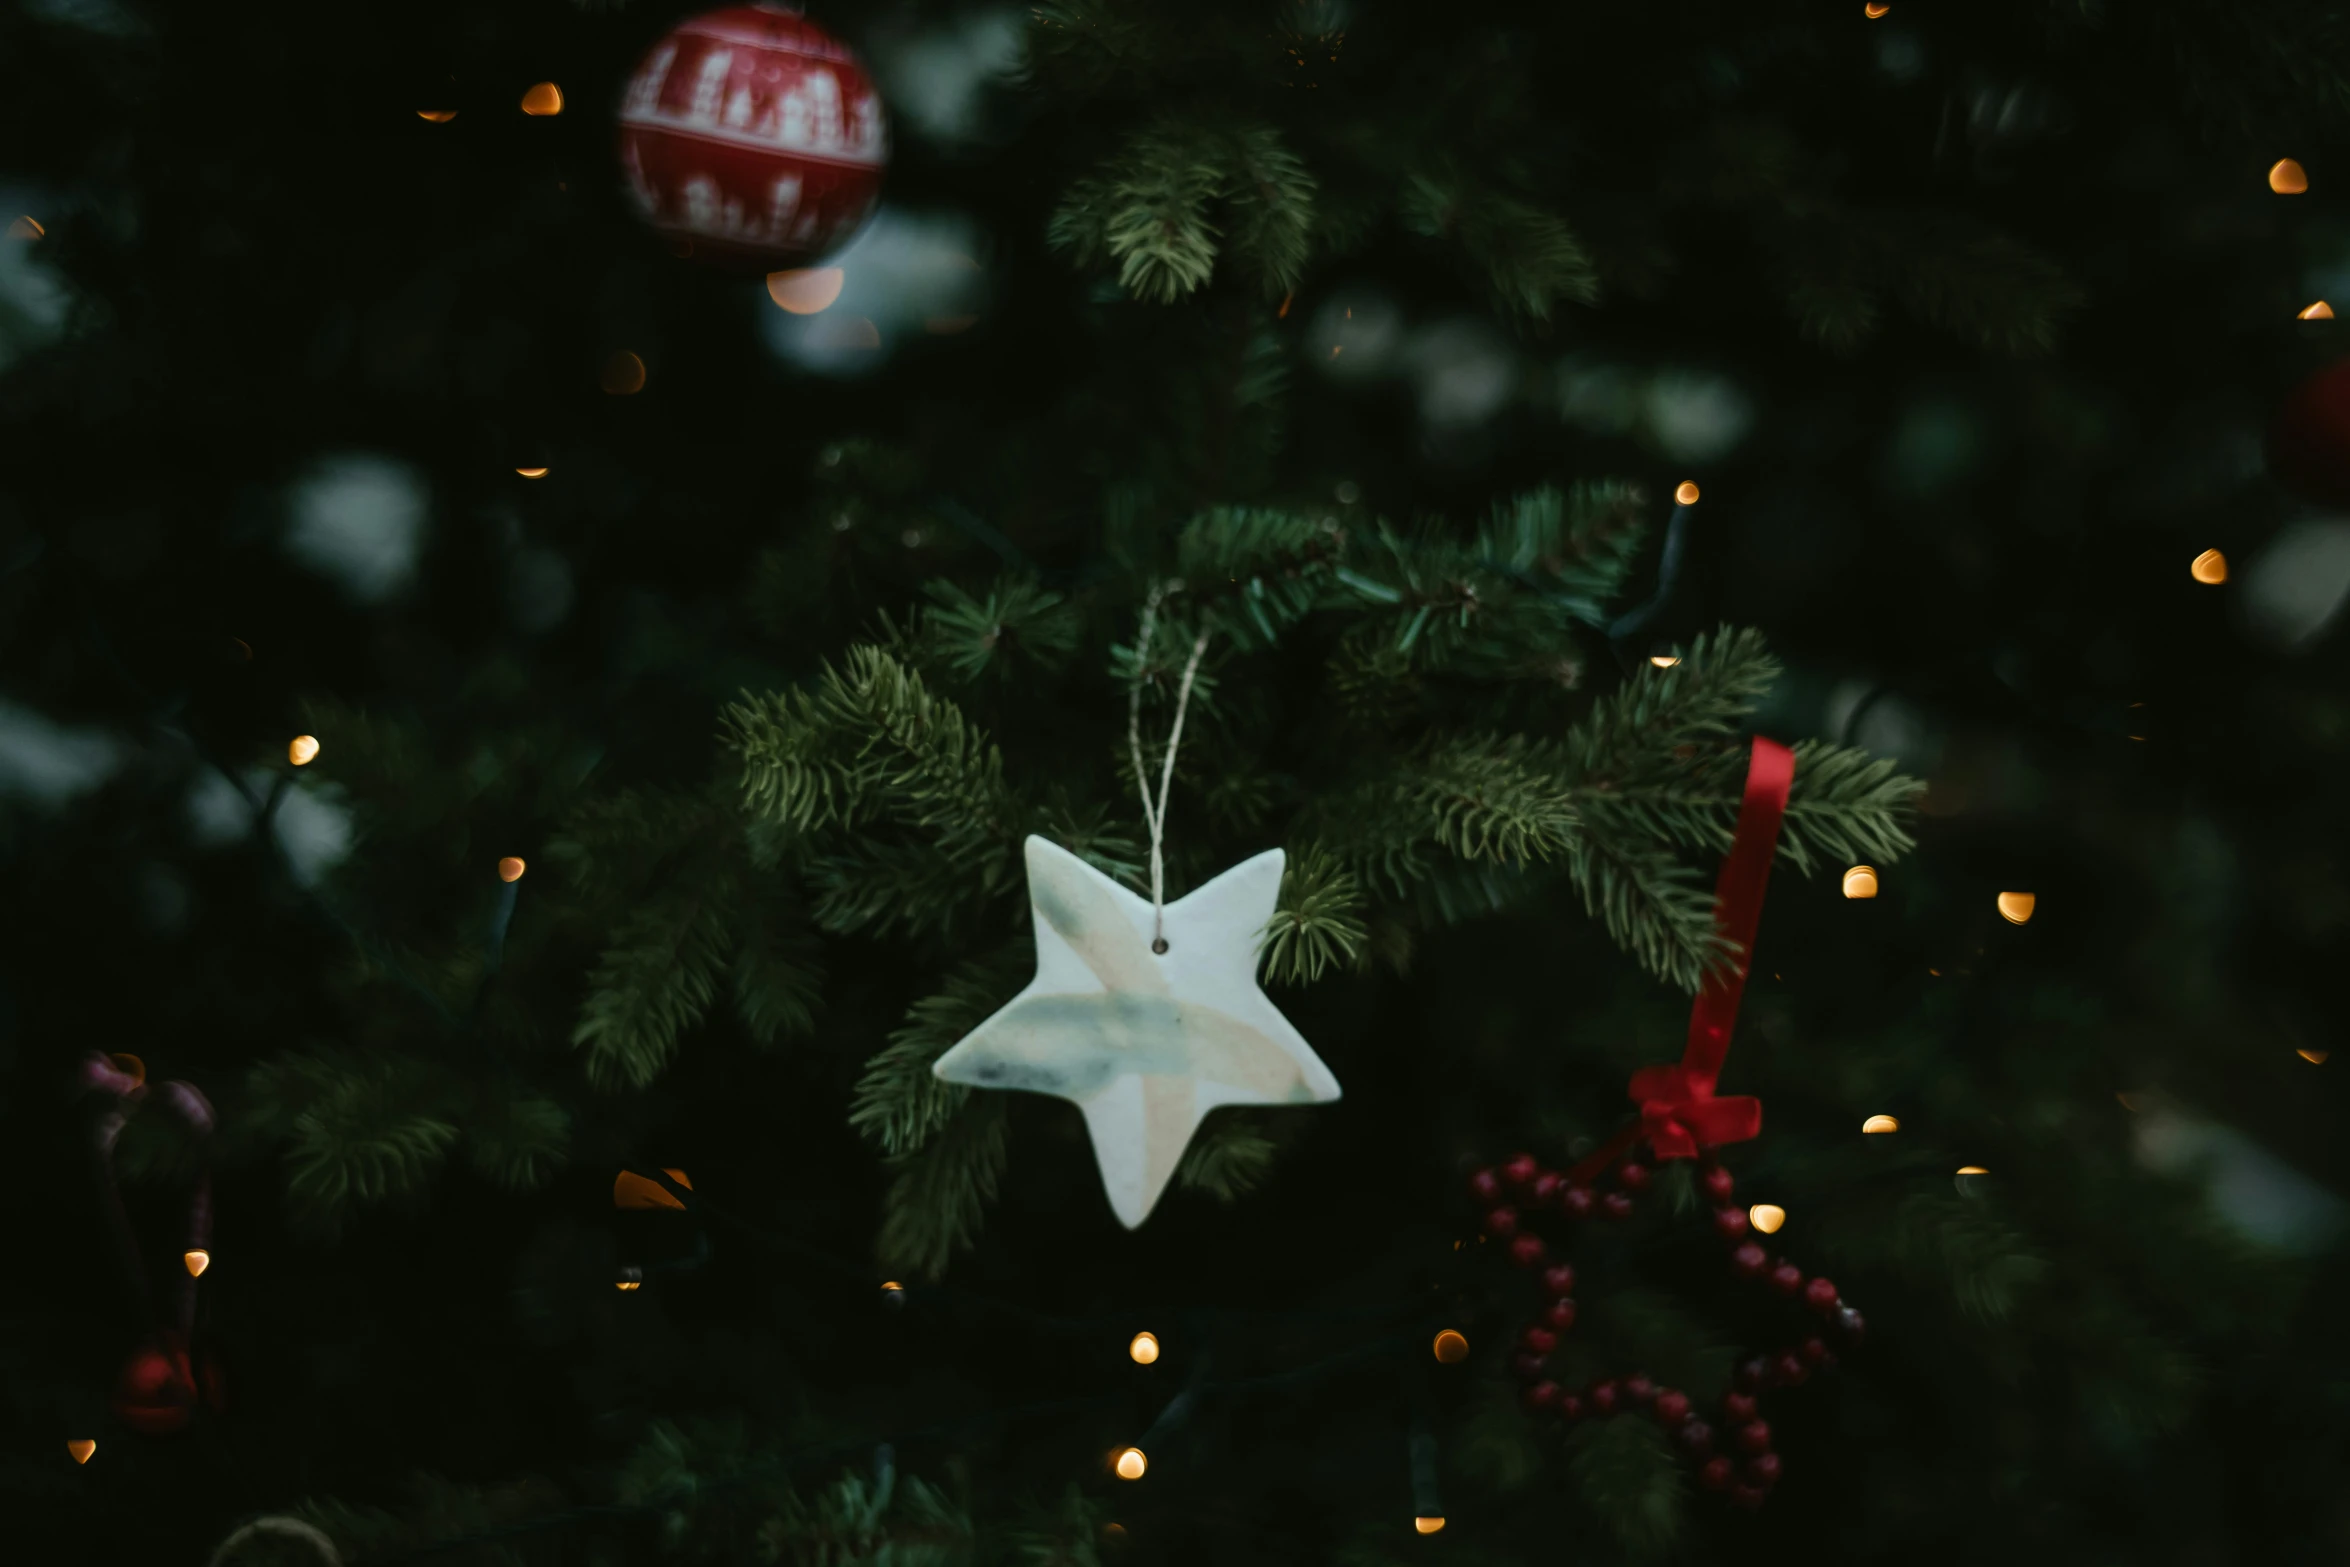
[
  {"left": 1049, "top": 117, "right": 1317, "bottom": 302},
  {"left": 1566, "top": 1417, "right": 1686, "bottom": 1557},
  {"left": 1260, "top": 844, "right": 1368, "bottom": 984},
  {"left": 572, "top": 870, "right": 741, "bottom": 1092},
  {"left": 1172, "top": 1111, "right": 1279, "bottom": 1202},
  {"left": 1399, "top": 174, "right": 1598, "bottom": 323},
  {"left": 241, "top": 1050, "right": 463, "bottom": 1231},
  {"left": 877, "top": 1095, "right": 1010, "bottom": 1282},
  {"left": 851, "top": 953, "right": 1028, "bottom": 1157}
]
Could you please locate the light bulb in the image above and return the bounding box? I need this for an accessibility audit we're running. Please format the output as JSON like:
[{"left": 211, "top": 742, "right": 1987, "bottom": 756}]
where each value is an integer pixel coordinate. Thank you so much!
[
  {"left": 288, "top": 734, "right": 320, "bottom": 766},
  {"left": 1996, "top": 891, "right": 2036, "bottom": 925},
  {"left": 1414, "top": 1516, "right": 1447, "bottom": 1535},
  {"left": 2271, "top": 158, "right": 2310, "bottom": 194},
  {"left": 1956, "top": 1165, "right": 1989, "bottom": 1175},
  {"left": 1674, "top": 481, "right": 1701, "bottom": 505},
  {"left": 1842, "top": 865, "right": 1879, "bottom": 899},
  {"left": 2301, "top": 302, "right": 2335, "bottom": 320},
  {"left": 1431, "top": 1329, "right": 1469, "bottom": 1364},
  {"left": 1861, "top": 1115, "right": 1899, "bottom": 1134},
  {"left": 1129, "top": 1332, "right": 1160, "bottom": 1365},
  {"left": 1649, "top": 654, "right": 1681, "bottom": 668},
  {"left": 184, "top": 1249, "right": 210, "bottom": 1277},
  {"left": 67, "top": 1440, "right": 95, "bottom": 1464},
  {"left": 1113, "top": 1447, "right": 1147, "bottom": 1480},
  {"left": 498, "top": 856, "right": 527, "bottom": 883},
  {"left": 516, "top": 466, "right": 549, "bottom": 478},
  {"left": 521, "top": 82, "right": 564, "bottom": 116},
  {"left": 2190, "top": 549, "right": 2227, "bottom": 585},
  {"left": 1748, "top": 1203, "right": 1786, "bottom": 1234}
]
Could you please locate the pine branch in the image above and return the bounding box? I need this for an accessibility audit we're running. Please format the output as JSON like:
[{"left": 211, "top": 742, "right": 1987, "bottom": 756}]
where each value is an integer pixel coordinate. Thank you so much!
[
  {"left": 1260, "top": 844, "right": 1368, "bottom": 984},
  {"left": 851, "top": 952, "right": 1030, "bottom": 1157},
  {"left": 1400, "top": 174, "right": 1598, "bottom": 322},
  {"left": 571, "top": 875, "right": 739, "bottom": 1091},
  {"left": 249, "top": 1051, "right": 463, "bottom": 1228},
  {"left": 464, "top": 1094, "right": 571, "bottom": 1193},
  {"left": 876, "top": 1096, "right": 1010, "bottom": 1281},
  {"left": 1173, "top": 1112, "right": 1278, "bottom": 1202},
  {"left": 1567, "top": 1415, "right": 1687, "bottom": 1556},
  {"left": 917, "top": 576, "right": 1082, "bottom": 683},
  {"left": 1565, "top": 832, "right": 1725, "bottom": 991}
]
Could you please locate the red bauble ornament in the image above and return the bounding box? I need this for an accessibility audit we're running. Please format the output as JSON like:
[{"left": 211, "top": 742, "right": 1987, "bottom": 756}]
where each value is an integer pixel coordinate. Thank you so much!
[
  {"left": 1509, "top": 1233, "right": 1548, "bottom": 1268},
  {"left": 617, "top": 4, "right": 888, "bottom": 272},
  {"left": 112, "top": 1336, "right": 223, "bottom": 1435},
  {"left": 2271, "top": 356, "right": 2350, "bottom": 507}
]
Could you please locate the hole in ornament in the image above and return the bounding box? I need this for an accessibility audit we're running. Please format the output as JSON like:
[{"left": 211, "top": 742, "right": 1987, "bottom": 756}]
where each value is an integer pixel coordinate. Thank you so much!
[
  {"left": 2271, "top": 158, "right": 2310, "bottom": 194},
  {"left": 1152, "top": 937, "right": 1169, "bottom": 954}
]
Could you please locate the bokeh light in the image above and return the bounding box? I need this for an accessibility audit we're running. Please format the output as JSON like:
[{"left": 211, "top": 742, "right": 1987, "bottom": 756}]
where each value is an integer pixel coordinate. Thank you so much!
[
  {"left": 1862, "top": 1114, "right": 1900, "bottom": 1134},
  {"left": 767, "top": 268, "right": 846, "bottom": 314},
  {"left": 602, "top": 352, "right": 647, "bottom": 395},
  {"left": 1842, "top": 865, "right": 1879, "bottom": 898},
  {"left": 498, "top": 857, "right": 527, "bottom": 883},
  {"left": 2271, "top": 158, "right": 2310, "bottom": 194},
  {"left": 1129, "top": 1332, "right": 1160, "bottom": 1364},
  {"left": 1748, "top": 1203, "right": 1786, "bottom": 1234},
  {"left": 67, "top": 1440, "right": 94, "bottom": 1464},
  {"left": 521, "top": 82, "right": 564, "bottom": 116},
  {"left": 2191, "top": 548, "right": 2228, "bottom": 584},
  {"left": 417, "top": 110, "right": 457, "bottom": 123},
  {"left": 1674, "top": 481, "right": 1701, "bottom": 505},
  {"left": 1414, "top": 1517, "right": 1447, "bottom": 1535},
  {"left": 2301, "top": 301, "right": 2335, "bottom": 320},
  {"left": 1997, "top": 891, "right": 2036, "bottom": 925},
  {"left": 288, "top": 735, "right": 320, "bottom": 766},
  {"left": 184, "top": 1249, "right": 210, "bottom": 1277},
  {"left": 1113, "top": 1447, "right": 1147, "bottom": 1480},
  {"left": 1432, "top": 1329, "right": 1469, "bottom": 1363}
]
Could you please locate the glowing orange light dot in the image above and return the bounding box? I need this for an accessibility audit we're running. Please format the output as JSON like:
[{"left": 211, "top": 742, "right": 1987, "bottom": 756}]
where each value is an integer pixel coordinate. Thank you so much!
[
  {"left": 1864, "top": 2, "right": 1891, "bottom": 15},
  {"left": 1748, "top": 1203, "right": 1787, "bottom": 1234},
  {"left": 2190, "top": 549, "right": 2227, "bottom": 585},
  {"left": 10, "top": 215, "right": 44, "bottom": 240},
  {"left": 1997, "top": 891, "right": 2036, "bottom": 925},
  {"left": 1862, "top": 1114, "right": 1899, "bottom": 1134},
  {"left": 1113, "top": 1447, "right": 1147, "bottom": 1480},
  {"left": 498, "top": 856, "right": 527, "bottom": 883},
  {"left": 1843, "top": 865, "right": 1879, "bottom": 899},
  {"left": 1674, "top": 480, "right": 1701, "bottom": 505},
  {"left": 184, "top": 1249, "right": 210, "bottom": 1277},
  {"left": 1278, "top": 291, "right": 1294, "bottom": 318},
  {"left": 613, "top": 1168, "right": 691, "bottom": 1210},
  {"left": 288, "top": 735, "right": 320, "bottom": 766},
  {"left": 1129, "top": 1331, "right": 1160, "bottom": 1365},
  {"left": 602, "top": 352, "right": 647, "bottom": 395},
  {"left": 767, "top": 267, "right": 845, "bottom": 314},
  {"left": 1957, "top": 1165, "right": 1989, "bottom": 1176},
  {"left": 2301, "top": 301, "right": 2335, "bottom": 320},
  {"left": 2300, "top": 1048, "right": 2330, "bottom": 1064},
  {"left": 616, "top": 1279, "right": 640, "bottom": 1291},
  {"left": 1432, "top": 1329, "right": 1470, "bottom": 1363},
  {"left": 521, "top": 82, "right": 564, "bottom": 116},
  {"left": 67, "top": 1440, "right": 95, "bottom": 1464},
  {"left": 2271, "top": 159, "right": 2309, "bottom": 194},
  {"left": 418, "top": 110, "right": 458, "bottom": 123},
  {"left": 109, "top": 1052, "right": 146, "bottom": 1086},
  {"left": 1649, "top": 655, "right": 1681, "bottom": 668},
  {"left": 1414, "top": 1517, "right": 1447, "bottom": 1535},
  {"left": 516, "top": 466, "right": 549, "bottom": 478}
]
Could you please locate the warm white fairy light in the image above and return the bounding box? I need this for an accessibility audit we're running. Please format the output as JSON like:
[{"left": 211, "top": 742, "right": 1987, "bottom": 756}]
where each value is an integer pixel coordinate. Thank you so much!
[
  {"left": 1128, "top": 1331, "right": 1160, "bottom": 1364},
  {"left": 2190, "top": 549, "right": 2227, "bottom": 585},
  {"left": 1113, "top": 1447, "right": 1147, "bottom": 1480},
  {"left": 1862, "top": 1115, "right": 1899, "bottom": 1134},
  {"left": 521, "top": 82, "right": 564, "bottom": 116},
  {"left": 184, "top": 1249, "right": 210, "bottom": 1277},
  {"left": 288, "top": 735, "right": 320, "bottom": 766},
  {"left": 1674, "top": 481, "right": 1701, "bottom": 505},
  {"left": 67, "top": 1440, "right": 95, "bottom": 1464},
  {"left": 1748, "top": 1203, "right": 1786, "bottom": 1234},
  {"left": 1414, "top": 1516, "right": 1447, "bottom": 1535},
  {"left": 498, "top": 857, "right": 527, "bottom": 883},
  {"left": 1997, "top": 891, "right": 2036, "bottom": 925},
  {"left": 2271, "top": 158, "right": 2310, "bottom": 194},
  {"left": 1431, "top": 1329, "right": 1469, "bottom": 1363},
  {"left": 1843, "top": 865, "right": 1879, "bottom": 899}
]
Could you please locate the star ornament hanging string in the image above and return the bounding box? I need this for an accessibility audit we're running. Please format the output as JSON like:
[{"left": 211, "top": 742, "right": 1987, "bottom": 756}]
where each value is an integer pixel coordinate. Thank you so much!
[{"left": 932, "top": 583, "right": 1342, "bottom": 1228}]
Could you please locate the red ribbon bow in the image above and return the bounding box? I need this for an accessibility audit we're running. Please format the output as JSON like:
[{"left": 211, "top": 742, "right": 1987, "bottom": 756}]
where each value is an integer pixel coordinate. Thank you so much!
[{"left": 1628, "top": 735, "right": 1794, "bottom": 1162}]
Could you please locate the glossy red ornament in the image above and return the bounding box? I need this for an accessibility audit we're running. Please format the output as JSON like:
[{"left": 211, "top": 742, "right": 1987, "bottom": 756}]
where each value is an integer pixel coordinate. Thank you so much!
[
  {"left": 1508, "top": 1233, "right": 1547, "bottom": 1268},
  {"left": 1773, "top": 1351, "right": 1809, "bottom": 1386},
  {"left": 1730, "top": 1241, "right": 1769, "bottom": 1277},
  {"left": 617, "top": 4, "right": 888, "bottom": 272},
  {"left": 1588, "top": 1380, "right": 1620, "bottom": 1415},
  {"left": 1769, "top": 1261, "right": 1805, "bottom": 1296},
  {"left": 1615, "top": 1161, "right": 1652, "bottom": 1192},
  {"left": 1699, "top": 1456, "right": 1734, "bottom": 1491},
  {"left": 1484, "top": 1206, "right": 1520, "bottom": 1238},
  {"left": 1712, "top": 1206, "right": 1750, "bottom": 1240},
  {"left": 1736, "top": 1420, "right": 1773, "bottom": 1454},
  {"left": 1511, "top": 1351, "right": 1546, "bottom": 1378},
  {"left": 1678, "top": 1418, "right": 1714, "bottom": 1457},
  {"left": 112, "top": 1336, "right": 224, "bottom": 1435},
  {"left": 1521, "top": 1325, "right": 1558, "bottom": 1356},
  {"left": 1799, "top": 1335, "right": 1829, "bottom": 1365},
  {"left": 1502, "top": 1152, "right": 1540, "bottom": 1187},
  {"left": 2271, "top": 356, "right": 2350, "bottom": 507},
  {"left": 1558, "top": 1392, "right": 1585, "bottom": 1421},
  {"left": 1558, "top": 1185, "right": 1595, "bottom": 1218},
  {"left": 1803, "top": 1276, "right": 1839, "bottom": 1312},
  {"left": 1530, "top": 1171, "right": 1564, "bottom": 1203},
  {"left": 1653, "top": 1390, "right": 1692, "bottom": 1427},
  {"left": 1721, "top": 1391, "right": 1758, "bottom": 1424},
  {"left": 1544, "top": 1298, "right": 1578, "bottom": 1332},
  {"left": 1540, "top": 1263, "right": 1577, "bottom": 1297},
  {"left": 1622, "top": 1373, "right": 1656, "bottom": 1404},
  {"left": 1525, "top": 1379, "right": 1563, "bottom": 1412},
  {"left": 1747, "top": 1453, "right": 1782, "bottom": 1486},
  {"left": 1699, "top": 1164, "right": 1735, "bottom": 1203},
  {"left": 1468, "top": 1167, "right": 1503, "bottom": 1204},
  {"left": 1600, "top": 1191, "right": 1635, "bottom": 1221}
]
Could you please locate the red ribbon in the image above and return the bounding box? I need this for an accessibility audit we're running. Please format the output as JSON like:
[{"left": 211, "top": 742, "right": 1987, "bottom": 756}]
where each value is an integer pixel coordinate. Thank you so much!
[{"left": 1630, "top": 735, "right": 1794, "bottom": 1161}]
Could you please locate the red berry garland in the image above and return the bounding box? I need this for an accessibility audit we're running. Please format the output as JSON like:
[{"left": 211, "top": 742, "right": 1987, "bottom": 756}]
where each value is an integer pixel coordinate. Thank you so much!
[{"left": 1471, "top": 1147, "right": 1862, "bottom": 1507}]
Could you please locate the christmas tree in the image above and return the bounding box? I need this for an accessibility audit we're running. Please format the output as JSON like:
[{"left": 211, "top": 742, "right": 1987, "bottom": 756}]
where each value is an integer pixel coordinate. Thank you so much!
[{"left": 6, "top": 1, "right": 2348, "bottom": 1562}]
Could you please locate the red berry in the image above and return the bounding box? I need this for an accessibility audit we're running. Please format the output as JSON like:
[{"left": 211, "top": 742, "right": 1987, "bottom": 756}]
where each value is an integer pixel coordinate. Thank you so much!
[
  {"left": 1769, "top": 1262, "right": 1804, "bottom": 1296},
  {"left": 1653, "top": 1391, "right": 1691, "bottom": 1427},
  {"left": 1730, "top": 1242, "right": 1768, "bottom": 1277},
  {"left": 1721, "top": 1392, "right": 1757, "bottom": 1424},
  {"left": 1559, "top": 1185, "right": 1595, "bottom": 1218},
  {"left": 1804, "top": 1276, "right": 1839, "bottom": 1312},
  {"left": 1747, "top": 1453, "right": 1782, "bottom": 1487},
  {"left": 1503, "top": 1153, "right": 1540, "bottom": 1188},
  {"left": 1512, "top": 1352, "right": 1545, "bottom": 1379},
  {"left": 1731, "top": 1483, "right": 1768, "bottom": 1511},
  {"left": 1616, "top": 1161, "right": 1652, "bottom": 1192},
  {"left": 1559, "top": 1392, "right": 1585, "bottom": 1421},
  {"left": 1835, "top": 1306, "right": 1866, "bottom": 1344},
  {"left": 1699, "top": 1456, "right": 1734, "bottom": 1491},
  {"left": 1799, "top": 1336, "right": 1829, "bottom": 1366},
  {"left": 1485, "top": 1207, "right": 1521, "bottom": 1239},
  {"left": 1737, "top": 1420, "right": 1772, "bottom": 1454},
  {"left": 1712, "top": 1206, "right": 1750, "bottom": 1240},
  {"left": 1623, "top": 1374, "right": 1655, "bottom": 1404},
  {"left": 1509, "top": 1233, "right": 1547, "bottom": 1268},
  {"left": 1468, "top": 1167, "right": 1503, "bottom": 1204},
  {"left": 1678, "top": 1419, "right": 1714, "bottom": 1458},
  {"left": 1600, "top": 1191, "right": 1635, "bottom": 1220},
  {"left": 1700, "top": 1165, "right": 1735, "bottom": 1203},
  {"left": 1735, "top": 1356, "right": 1768, "bottom": 1391},
  {"left": 1545, "top": 1298, "right": 1578, "bottom": 1332},
  {"left": 1521, "top": 1325, "right": 1557, "bottom": 1356},
  {"left": 1588, "top": 1381, "right": 1620, "bottom": 1415},
  {"left": 1540, "top": 1263, "right": 1577, "bottom": 1297},
  {"left": 1774, "top": 1352, "right": 1809, "bottom": 1386},
  {"left": 1525, "top": 1380, "right": 1563, "bottom": 1412},
  {"left": 1531, "top": 1171, "right": 1563, "bottom": 1203}
]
